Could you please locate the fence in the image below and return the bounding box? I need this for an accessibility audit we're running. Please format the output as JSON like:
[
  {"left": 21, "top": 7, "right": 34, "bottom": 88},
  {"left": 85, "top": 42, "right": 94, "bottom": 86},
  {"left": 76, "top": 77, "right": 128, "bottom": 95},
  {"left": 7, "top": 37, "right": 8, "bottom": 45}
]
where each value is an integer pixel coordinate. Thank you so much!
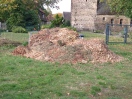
[
  {"left": 0, "top": 22, "right": 7, "bottom": 30},
  {"left": 105, "top": 24, "right": 132, "bottom": 44},
  {"left": 0, "top": 31, "right": 38, "bottom": 44}
]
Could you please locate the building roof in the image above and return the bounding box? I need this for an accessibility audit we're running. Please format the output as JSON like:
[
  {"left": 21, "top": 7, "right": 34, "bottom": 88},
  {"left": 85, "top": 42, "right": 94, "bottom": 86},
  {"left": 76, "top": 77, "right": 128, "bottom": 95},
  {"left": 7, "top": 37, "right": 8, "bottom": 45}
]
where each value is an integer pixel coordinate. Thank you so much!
[{"left": 63, "top": 12, "right": 71, "bottom": 21}]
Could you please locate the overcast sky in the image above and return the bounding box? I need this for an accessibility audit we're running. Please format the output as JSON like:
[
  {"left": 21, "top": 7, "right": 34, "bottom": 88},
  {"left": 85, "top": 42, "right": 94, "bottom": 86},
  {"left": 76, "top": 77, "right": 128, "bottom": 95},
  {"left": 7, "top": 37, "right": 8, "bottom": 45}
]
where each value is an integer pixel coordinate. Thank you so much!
[{"left": 51, "top": 0, "right": 71, "bottom": 14}]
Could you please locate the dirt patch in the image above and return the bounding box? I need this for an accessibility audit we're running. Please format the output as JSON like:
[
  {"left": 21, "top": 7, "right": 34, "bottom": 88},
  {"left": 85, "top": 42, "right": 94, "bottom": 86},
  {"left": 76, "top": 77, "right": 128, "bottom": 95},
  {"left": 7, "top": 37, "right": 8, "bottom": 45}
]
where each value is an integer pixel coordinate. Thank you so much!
[
  {"left": 0, "top": 38, "right": 21, "bottom": 47},
  {"left": 12, "top": 28, "right": 123, "bottom": 64}
]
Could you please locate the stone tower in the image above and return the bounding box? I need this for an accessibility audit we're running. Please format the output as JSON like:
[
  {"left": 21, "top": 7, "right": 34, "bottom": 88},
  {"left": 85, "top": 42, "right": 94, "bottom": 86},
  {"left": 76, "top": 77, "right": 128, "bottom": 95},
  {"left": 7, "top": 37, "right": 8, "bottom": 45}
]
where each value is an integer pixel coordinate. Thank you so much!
[
  {"left": 71, "top": 0, "right": 98, "bottom": 31},
  {"left": 71, "top": 0, "right": 131, "bottom": 32}
]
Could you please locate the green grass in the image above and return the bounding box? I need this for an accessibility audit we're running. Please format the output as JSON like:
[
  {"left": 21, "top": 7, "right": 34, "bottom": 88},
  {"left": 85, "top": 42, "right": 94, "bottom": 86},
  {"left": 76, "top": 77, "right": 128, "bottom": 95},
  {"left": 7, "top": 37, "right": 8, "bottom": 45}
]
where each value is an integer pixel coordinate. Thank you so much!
[
  {"left": 80, "top": 31, "right": 105, "bottom": 40},
  {"left": 0, "top": 31, "right": 132, "bottom": 99},
  {"left": 0, "top": 32, "right": 29, "bottom": 43}
]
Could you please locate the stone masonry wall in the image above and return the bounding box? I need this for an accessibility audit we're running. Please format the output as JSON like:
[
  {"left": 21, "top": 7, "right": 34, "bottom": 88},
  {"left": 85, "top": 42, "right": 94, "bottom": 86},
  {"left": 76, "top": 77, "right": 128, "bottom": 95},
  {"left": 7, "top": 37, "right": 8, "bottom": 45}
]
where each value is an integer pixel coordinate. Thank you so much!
[
  {"left": 71, "top": 0, "right": 97, "bottom": 31},
  {"left": 71, "top": 0, "right": 131, "bottom": 32},
  {"left": 95, "top": 15, "right": 131, "bottom": 32}
]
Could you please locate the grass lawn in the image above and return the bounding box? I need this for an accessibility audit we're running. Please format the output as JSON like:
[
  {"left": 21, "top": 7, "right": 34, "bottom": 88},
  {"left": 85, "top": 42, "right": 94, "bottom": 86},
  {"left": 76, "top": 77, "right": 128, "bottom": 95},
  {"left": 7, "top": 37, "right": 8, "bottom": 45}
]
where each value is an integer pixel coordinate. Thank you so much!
[{"left": 0, "top": 31, "right": 132, "bottom": 99}]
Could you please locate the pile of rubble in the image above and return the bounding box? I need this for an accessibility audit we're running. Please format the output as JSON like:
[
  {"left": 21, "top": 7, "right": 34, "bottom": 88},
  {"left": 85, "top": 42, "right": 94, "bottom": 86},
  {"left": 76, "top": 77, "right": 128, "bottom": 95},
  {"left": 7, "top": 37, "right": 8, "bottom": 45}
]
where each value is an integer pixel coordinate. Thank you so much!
[{"left": 12, "top": 28, "right": 123, "bottom": 64}]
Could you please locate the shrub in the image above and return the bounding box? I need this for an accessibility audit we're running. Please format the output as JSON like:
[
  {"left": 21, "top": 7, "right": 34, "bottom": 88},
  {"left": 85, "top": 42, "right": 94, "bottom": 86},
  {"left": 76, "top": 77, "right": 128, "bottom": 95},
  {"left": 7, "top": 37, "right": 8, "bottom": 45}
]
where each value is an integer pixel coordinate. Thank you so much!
[
  {"left": 51, "top": 14, "right": 64, "bottom": 27},
  {"left": 0, "top": 29, "right": 6, "bottom": 32},
  {"left": 12, "top": 26, "right": 28, "bottom": 33},
  {"left": 62, "top": 20, "right": 71, "bottom": 27},
  {"left": 25, "top": 25, "right": 39, "bottom": 31},
  {"left": 40, "top": 14, "right": 76, "bottom": 31},
  {"left": 6, "top": 13, "right": 26, "bottom": 31},
  {"left": 25, "top": 26, "right": 34, "bottom": 31}
]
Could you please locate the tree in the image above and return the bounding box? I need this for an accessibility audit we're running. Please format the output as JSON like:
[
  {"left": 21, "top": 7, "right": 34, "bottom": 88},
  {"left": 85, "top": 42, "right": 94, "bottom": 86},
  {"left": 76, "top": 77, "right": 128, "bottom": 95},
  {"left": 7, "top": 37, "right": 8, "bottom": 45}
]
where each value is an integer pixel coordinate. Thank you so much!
[
  {"left": 51, "top": 14, "right": 63, "bottom": 27},
  {"left": 101, "top": 0, "right": 132, "bottom": 18},
  {"left": 53, "top": 13, "right": 63, "bottom": 19},
  {"left": 46, "top": 6, "right": 52, "bottom": 14},
  {"left": 0, "top": 0, "right": 61, "bottom": 31}
]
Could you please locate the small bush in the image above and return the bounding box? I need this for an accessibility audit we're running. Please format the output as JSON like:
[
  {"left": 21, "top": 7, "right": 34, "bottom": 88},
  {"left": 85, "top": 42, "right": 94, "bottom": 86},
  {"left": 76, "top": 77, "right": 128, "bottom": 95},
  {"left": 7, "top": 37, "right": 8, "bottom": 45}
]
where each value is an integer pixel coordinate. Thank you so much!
[
  {"left": 62, "top": 20, "right": 71, "bottom": 27},
  {"left": 26, "top": 26, "right": 34, "bottom": 31},
  {"left": 12, "top": 26, "right": 28, "bottom": 33},
  {"left": 51, "top": 14, "right": 64, "bottom": 27},
  {"left": 0, "top": 29, "right": 6, "bottom": 32}
]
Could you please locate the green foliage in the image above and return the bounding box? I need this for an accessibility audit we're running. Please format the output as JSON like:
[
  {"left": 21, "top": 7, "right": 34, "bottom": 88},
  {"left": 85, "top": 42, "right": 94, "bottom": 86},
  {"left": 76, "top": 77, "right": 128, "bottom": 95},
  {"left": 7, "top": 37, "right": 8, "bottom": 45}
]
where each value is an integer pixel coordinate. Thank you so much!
[
  {"left": 12, "top": 26, "right": 27, "bottom": 33},
  {"left": 24, "top": 10, "right": 40, "bottom": 29},
  {"left": 41, "top": 15, "right": 76, "bottom": 31},
  {"left": 51, "top": 14, "right": 64, "bottom": 27},
  {"left": 90, "top": 86, "right": 101, "bottom": 96},
  {"left": 0, "top": 29, "right": 6, "bottom": 33},
  {"left": 6, "top": 13, "right": 25, "bottom": 31},
  {"left": 61, "top": 20, "right": 71, "bottom": 27},
  {"left": 25, "top": 26, "right": 35, "bottom": 31},
  {"left": 22, "top": 41, "right": 28, "bottom": 46},
  {"left": 128, "top": 32, "right": 132, "bottom": 39},
  {"left": 0, "top": 0, "right": 57, "bottom": 31},
  {"left": 41, "top": 24, "right": 76, "bottom": 32},
  {"left": 103, "top": 0, "right": 132, "bottom": 18},
  {"left": 107, "top": 97, "right": 122, "bottom": 99},
  {"left": 41, "top": 24, "right": 52, "bottom": 29}
]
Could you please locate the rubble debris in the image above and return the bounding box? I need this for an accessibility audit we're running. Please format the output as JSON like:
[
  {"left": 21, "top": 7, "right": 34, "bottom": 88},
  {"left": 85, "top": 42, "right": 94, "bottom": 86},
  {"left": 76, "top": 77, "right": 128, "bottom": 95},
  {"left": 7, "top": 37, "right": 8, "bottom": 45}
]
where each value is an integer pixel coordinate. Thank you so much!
[{"left": 12, "top": 28, "right": 123, "bottom": 64}]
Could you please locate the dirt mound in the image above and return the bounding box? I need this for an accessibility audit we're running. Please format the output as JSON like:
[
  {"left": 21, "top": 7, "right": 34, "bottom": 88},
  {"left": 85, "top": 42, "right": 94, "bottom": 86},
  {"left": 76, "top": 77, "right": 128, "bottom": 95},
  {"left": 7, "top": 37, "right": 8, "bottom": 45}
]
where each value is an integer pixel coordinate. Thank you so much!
[
  {"left": 12, "top": 28, "right": 123, "bottom": 64},
  {"left": 70, "top": 39, "right": 122, "bottom": 63},
  {"left": 0, "top": 39, "right": 21, "bottom": 46},
  {"left": 13, "top": 46, "right": 30, "bottom": 55},
  {"left": 29, "top": 28, "right": 79, "bottom": 48}
]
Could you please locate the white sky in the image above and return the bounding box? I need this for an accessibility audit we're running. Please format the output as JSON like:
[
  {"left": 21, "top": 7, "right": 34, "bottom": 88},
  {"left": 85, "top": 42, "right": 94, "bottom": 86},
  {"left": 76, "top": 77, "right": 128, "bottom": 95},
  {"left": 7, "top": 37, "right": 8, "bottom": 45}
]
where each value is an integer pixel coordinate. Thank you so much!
[{"left": 51, "top": 0, "right": 71, "bottom": 14}]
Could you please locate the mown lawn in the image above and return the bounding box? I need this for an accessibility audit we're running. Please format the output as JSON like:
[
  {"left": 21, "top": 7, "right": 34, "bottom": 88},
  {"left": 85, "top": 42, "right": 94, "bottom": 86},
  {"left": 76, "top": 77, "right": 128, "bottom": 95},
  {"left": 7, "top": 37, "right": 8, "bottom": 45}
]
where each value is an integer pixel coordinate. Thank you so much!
[{"left": 0, "top": 31, "right": 132, "bottom": 99}]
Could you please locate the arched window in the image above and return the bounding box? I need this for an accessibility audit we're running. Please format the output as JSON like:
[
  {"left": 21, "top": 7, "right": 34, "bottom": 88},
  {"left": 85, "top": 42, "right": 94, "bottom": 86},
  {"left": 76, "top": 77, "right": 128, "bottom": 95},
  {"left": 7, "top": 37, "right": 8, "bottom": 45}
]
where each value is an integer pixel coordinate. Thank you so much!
[
  {"left": 111, "top": 19, "right": 114, "bottom": 26},
  {"left": 120, "top": 19, "right": 123, "bottom": 26}
]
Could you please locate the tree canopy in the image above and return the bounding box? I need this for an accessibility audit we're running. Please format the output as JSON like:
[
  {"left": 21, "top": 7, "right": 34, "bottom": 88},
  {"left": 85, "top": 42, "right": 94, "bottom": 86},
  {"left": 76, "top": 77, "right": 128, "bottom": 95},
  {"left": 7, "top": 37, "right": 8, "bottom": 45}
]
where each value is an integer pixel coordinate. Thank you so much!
[
  {"left": 101, "top": 0, "right": 132, "bottom": 18},
  {"left": 0, "top": 0, "right": 61, "bottom": 31}
]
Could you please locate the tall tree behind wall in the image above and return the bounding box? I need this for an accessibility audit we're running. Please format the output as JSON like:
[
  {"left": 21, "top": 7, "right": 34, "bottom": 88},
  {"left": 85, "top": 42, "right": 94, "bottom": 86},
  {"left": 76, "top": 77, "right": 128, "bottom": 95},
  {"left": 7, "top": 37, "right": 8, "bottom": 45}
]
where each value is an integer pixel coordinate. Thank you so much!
[{"left": 101, "top": 0, "right": 132, "bottom": 18}]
